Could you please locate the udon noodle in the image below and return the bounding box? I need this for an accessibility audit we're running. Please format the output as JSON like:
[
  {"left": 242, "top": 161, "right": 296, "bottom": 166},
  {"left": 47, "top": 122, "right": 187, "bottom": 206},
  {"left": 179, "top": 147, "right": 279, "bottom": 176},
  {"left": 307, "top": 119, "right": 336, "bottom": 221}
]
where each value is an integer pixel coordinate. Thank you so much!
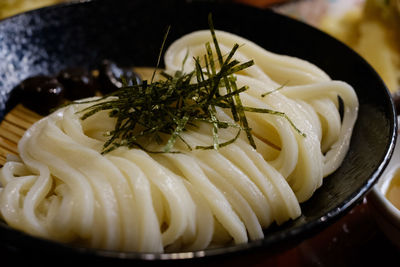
[{"left": 0, "top": 30, "right": 358, "bottom": 252}]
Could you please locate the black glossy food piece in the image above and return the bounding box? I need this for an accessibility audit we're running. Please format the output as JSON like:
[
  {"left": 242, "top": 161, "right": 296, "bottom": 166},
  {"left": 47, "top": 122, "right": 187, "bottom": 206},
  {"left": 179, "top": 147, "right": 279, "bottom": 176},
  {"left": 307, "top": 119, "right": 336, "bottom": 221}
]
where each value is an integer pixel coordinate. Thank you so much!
[
  {"left": 17, "top": 76, "right": 65, "bottom": 115},
  {"left": 57, "top": 67, "right": 96, "bottom": 100},
  {"left": 97, "top": 59, "right": 141, "bottom": 94}
]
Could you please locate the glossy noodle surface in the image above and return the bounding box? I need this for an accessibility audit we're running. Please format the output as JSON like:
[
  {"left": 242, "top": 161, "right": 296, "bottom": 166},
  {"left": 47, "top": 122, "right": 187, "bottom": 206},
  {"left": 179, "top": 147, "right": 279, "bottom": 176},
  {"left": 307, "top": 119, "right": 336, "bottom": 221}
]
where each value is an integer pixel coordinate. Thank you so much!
[{"left": 0, "top": 30, "right": 358, "bottom": 252}]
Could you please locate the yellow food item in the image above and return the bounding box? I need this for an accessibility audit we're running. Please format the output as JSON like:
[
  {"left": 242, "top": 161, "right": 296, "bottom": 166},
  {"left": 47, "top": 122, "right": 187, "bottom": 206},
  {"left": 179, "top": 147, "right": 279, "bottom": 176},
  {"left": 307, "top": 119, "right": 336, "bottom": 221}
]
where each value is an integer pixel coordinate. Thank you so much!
[
  {"left": 386, "top": 168, "right": 400, "bottom": 210},
  {"left": 321, "top": 0, "right": 400, "bottom": 93},
  {"left": 0, "top": 0, "right": 66, "bottom": 20}
]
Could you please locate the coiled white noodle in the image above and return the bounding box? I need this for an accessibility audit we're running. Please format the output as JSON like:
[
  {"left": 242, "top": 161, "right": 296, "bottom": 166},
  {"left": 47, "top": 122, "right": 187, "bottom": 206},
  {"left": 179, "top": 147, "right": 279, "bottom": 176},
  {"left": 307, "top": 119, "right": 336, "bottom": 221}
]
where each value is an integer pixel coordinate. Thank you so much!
[{"left": 0, "top": 30, "right": 358, "bottom": 252}]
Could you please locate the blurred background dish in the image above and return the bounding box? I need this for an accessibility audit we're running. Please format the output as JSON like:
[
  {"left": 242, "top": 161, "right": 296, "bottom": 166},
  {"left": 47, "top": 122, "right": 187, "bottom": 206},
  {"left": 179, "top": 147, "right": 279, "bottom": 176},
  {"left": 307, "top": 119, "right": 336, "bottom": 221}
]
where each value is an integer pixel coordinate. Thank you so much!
[
  {"left": 318, "top": 0, "right": 400, "bottom": 94},
  {"left": 0, "top": 0, "right": 68, "bottom": 19},
  {"left": 236, "top": 0, "right": 400, "bottom": 94},
  {"left": 368, "top": 127, "right": 400, "bottom": 249}
]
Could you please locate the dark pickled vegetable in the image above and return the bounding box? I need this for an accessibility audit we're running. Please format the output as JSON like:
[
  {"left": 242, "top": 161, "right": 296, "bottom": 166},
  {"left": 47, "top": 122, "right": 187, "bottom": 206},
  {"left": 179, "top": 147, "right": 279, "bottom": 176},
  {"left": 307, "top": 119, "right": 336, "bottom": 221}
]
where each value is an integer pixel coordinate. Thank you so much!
[
  {"left": 12, "top": 60, "right": 141, "bottom": 116},
  {"left": 17, "top": 76, "right": 65, "bottom": 115},
  {"left": 57, "top": 67, "right": 96, "bottom": 100},
  {"left": 98, "top": 59, "right": 141, "bottom": 94}
]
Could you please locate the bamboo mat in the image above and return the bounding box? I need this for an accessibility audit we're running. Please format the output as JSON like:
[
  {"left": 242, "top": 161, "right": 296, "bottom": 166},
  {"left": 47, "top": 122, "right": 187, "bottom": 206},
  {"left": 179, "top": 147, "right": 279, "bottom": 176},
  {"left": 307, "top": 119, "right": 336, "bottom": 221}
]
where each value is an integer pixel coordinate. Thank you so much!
[{"left": 0, "top": 104, "right": 42, "bottom": 165}]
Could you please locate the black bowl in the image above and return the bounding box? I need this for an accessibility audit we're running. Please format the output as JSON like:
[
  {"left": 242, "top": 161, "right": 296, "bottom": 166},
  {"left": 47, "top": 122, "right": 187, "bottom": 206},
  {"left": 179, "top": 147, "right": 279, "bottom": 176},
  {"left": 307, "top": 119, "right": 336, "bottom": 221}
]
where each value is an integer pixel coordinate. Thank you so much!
[{"left": 0, "top": 0, "right": 396, "bottom": 264}]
